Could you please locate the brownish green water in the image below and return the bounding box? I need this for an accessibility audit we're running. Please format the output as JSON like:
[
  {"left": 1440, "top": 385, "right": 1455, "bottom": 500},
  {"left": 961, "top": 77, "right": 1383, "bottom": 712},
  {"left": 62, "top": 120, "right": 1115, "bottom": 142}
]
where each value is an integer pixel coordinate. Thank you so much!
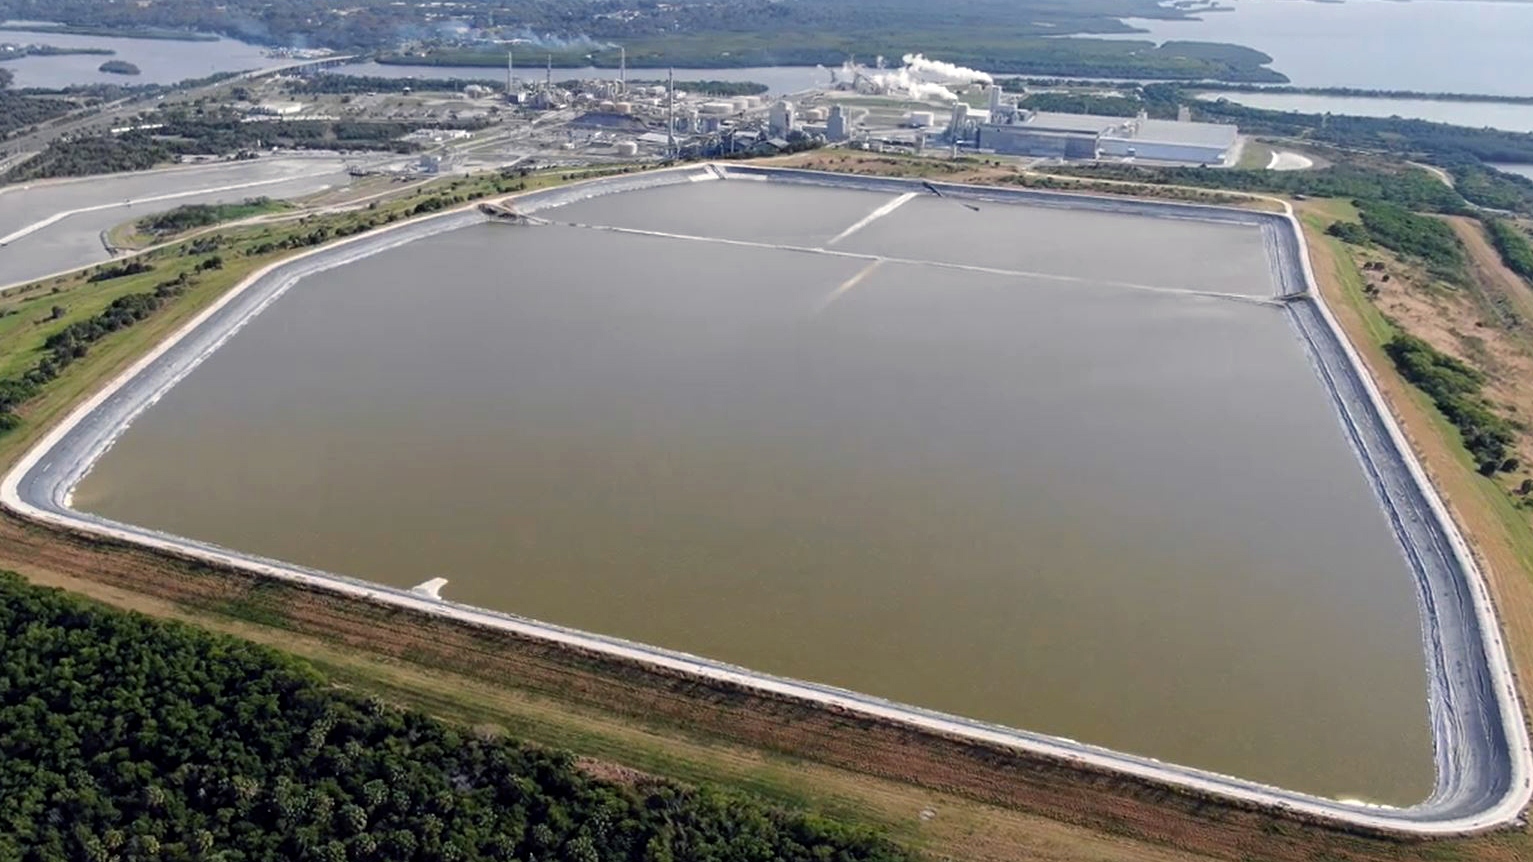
[{"left": 75, "top": 182, "right": 1435, "bottom": 803}]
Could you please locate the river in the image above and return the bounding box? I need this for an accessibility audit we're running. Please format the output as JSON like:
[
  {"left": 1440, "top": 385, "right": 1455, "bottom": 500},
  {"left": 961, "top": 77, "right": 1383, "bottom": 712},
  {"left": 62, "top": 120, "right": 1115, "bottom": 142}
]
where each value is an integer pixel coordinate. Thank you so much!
[
  {"left": 0, "top": 24, "right": 271, "bottom": 88},
  {"left": 1196, "top": 92, "right": 1533, "bottom": 134},
  {"left": 1100, "top": 0, "right": 1533, "bottom": 98},
  {"left": 74, "top": 179, "right": 1436, "bottom": 805}
]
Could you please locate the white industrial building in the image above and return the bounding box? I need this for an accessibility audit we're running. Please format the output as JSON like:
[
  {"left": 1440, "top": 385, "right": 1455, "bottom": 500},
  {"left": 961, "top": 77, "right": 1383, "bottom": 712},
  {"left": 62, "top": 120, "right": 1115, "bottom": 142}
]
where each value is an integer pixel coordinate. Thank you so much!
[
  {"left": 955, "top": 85, "right": 1238, "bottom": 166},
  {"left": 974, "top": 110, "right": 1237, "bottom": 165}
]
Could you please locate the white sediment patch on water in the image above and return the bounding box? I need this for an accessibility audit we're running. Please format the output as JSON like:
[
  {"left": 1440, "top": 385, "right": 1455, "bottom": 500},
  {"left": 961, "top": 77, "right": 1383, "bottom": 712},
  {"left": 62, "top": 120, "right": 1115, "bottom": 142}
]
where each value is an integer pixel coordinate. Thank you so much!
[{"left": 4, "top": 162, "right": 1528, "bottom": 836}]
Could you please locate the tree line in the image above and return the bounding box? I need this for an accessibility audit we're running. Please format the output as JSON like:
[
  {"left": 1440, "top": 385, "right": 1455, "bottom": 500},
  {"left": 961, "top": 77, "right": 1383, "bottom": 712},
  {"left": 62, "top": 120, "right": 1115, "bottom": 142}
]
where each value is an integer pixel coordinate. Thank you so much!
[
  {"left": 138, "top": 199, "right": 284, "bottom": 236},
  {"left": 1048, "top": 161, "right": 1467, "bottom": 213},
  {"left": 1485, "top": 218, "right": 1533, "bottom": 283},
  {"left": 0, "top": 571, "right": 911, "bottom": 862},
  {"left": 0, "top": 273, "right": 190, "bottom": 432},
  {"left": 1349, "top": 199, "right": 1467, "bottom": 281},
  {"left": 1384, "top": 334, "right": 1518, "bottom": 476},
  {"left": 3, "top": 114, "right": 436, "bottom": 182},
  {"left": 1322, "top": 202, "right": 1470, "bottom": 286}
]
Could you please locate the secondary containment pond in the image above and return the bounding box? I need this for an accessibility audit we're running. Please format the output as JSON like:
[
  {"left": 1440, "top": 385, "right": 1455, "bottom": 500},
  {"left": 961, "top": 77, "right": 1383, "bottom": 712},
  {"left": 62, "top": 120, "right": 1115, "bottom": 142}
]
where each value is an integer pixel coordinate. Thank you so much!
[{"left": 28, "top": 168, "right": 1530, "bottom": 821}]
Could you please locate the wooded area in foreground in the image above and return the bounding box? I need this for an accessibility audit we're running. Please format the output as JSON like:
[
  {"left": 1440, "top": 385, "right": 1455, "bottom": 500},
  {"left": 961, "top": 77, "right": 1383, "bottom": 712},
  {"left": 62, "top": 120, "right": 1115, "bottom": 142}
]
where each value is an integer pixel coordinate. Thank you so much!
[{"left": 0, "top": 572, "right": 910, "bottom": 862}]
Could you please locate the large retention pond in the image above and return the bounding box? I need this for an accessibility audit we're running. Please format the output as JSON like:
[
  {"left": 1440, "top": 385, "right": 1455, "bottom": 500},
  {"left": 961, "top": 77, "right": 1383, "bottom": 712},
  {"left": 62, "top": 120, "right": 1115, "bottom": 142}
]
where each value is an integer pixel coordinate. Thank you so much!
[{"left": 73, "top": 178, "right": 1435, "bottom": 804}]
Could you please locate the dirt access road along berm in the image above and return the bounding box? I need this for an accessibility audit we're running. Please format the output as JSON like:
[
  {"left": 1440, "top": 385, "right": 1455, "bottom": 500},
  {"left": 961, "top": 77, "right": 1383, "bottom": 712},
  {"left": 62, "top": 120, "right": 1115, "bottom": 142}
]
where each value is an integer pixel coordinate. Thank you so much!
[{"left": 2, "top": 164, "right": 1529, "bottom": 852}]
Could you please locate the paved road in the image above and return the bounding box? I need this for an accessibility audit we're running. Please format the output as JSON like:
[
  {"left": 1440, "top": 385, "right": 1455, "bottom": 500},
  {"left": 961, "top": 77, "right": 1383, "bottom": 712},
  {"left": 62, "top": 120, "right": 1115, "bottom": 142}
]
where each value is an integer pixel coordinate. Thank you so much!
[{"left": 4, "top": 164, "right": 1529, "bottom": 835}]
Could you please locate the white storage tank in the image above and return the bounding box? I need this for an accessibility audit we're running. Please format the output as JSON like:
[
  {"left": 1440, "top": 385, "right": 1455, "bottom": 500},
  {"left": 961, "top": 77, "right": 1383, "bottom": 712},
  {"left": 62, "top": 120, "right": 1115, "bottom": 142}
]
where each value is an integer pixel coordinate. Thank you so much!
[
  {"left": 613, "top": 102, "right": 633, "bottom": 114},
  {"left": 700, "top": 101, "right": 734, "bottom": 115},
  {"left": 615, "top": 140, "right": 639, "bottom": 157},
  {"left": 598, "top": 100, "right": 616, "bottom": 112},
  {"left": 732, "top": 97, "right": 751, "bottom": 112},
  {"left": 908, "top": 111, "right": 935, "bottom": 128},
  {"left": 805, "top": 106, "right": 829, "bottom": 122}
]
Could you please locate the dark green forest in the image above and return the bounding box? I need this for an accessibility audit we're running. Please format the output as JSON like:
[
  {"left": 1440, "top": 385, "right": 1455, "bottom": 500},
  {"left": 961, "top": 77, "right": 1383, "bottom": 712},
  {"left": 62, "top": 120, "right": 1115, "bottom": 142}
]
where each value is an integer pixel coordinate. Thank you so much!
[
  {"left": 1351, "top": 200, "right": 1466, "bottom": 279},
  {"left": 0, "top": 0, "right": 1194, "bottom": 50},
  {"left": 0, "top": 572, "right": 911, "bottom": 862},
  {"left": 1384, "top": 335, "right": 1518, "bottom": 475},
  {"left": 0, "top": 0, "right": 1284, "bottom": 80},
  {"left": 1486, "top": 218, "right": 1533, "bottom": 283},
  {"left": 0, "top": 68, "right": 83, "bottom": 139}
]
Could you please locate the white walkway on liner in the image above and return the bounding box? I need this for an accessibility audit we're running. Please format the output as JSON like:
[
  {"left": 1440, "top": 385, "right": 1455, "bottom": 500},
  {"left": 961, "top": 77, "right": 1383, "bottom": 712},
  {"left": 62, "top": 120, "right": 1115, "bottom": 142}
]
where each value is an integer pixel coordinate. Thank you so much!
[
  {"left": 552, "top": 218, "right": 1285, "bottom": 309},
  {"left": 826, "top": 192, "right": 917, "bottom": 246}
]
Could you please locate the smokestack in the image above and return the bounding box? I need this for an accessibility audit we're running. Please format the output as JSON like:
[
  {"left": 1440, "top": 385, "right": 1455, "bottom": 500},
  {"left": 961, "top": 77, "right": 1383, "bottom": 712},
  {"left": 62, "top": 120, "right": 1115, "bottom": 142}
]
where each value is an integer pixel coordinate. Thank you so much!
[
  {"left": 667, "top": 67, "right": 676, "bottom": 157},
  {"left": 620, "top": 46, "right": 626, "bottom": 92},
  {"left": 506, "top": 50, "right": 513, "bottom": 95},
  {"left": 546, "top": 53, "right": 552, "bottom": 91}
]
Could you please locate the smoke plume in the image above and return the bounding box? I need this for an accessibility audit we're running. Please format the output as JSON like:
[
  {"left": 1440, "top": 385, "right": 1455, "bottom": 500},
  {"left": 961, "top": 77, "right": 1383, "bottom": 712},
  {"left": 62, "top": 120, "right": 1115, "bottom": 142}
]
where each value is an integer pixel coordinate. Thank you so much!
[
  {"left": 842, "top": 53, "right": 993, "bottom": 102},
  {"left": 901, "top": 54, "right": 992, "bottom": 87}
]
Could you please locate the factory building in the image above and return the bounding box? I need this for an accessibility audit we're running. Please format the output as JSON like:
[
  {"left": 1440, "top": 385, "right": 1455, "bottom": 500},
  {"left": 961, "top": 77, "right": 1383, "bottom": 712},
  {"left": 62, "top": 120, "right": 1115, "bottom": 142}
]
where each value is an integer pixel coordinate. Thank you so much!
[
  {"left": 1095, "top": 117, "right": 1238, "bottom": 164},
  {"left": 769, "top": 100, "right": 796, "bottom": 137},
  {"left": 973, "top": 110, "right": 1237, "bottom": 165},
  {"left": 954, "top": 84, "right": 1238, "bottom": 166},
  {"left": 826, "top": 105, "right": 849, "bottom": 142}
]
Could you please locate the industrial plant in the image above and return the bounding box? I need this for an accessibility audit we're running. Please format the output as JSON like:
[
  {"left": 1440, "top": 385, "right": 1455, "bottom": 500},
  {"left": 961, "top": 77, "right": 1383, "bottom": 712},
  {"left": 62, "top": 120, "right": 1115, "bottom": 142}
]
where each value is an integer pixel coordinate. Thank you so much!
[{"left": 213, "top": 52, "right": 1240, "bottom": 179}]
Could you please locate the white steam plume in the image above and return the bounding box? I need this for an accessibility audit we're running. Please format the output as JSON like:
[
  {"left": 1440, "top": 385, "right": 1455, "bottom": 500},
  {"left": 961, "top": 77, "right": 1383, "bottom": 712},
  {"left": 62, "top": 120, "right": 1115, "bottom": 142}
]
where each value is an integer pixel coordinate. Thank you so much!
[
  {"left": 841, "top": 53, "right": 992, "bottom": 102},
  {"left": 901, "top": 53, "right": 992, "bottom": 86}
]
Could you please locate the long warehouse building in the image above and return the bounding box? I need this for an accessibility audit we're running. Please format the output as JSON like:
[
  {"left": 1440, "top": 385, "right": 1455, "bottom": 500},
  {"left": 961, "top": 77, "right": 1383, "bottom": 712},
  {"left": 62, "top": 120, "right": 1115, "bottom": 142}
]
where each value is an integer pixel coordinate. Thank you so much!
[{"left": 972, "top": 108, "right": 1238, "bottom": 165}]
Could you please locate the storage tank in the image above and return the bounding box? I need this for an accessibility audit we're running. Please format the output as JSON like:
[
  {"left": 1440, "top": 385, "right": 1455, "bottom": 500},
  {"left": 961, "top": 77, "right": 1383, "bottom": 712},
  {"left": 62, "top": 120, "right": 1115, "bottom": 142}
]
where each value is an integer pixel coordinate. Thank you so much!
[
  {"left": 598, "top": 100, "right": 616, "bottom": 112},
  {"left": 700, "top": 101, "right": 734, "bottom": 115},
  {"left": 616, "top": 140, "right": 639, "bottom": 157},
  {"left": 908, "top": 111, "right": 935, "bottom": 128},
  {"left": 613, "top": 102, "right": 633, "bottom": 114},
  {"left": 745, "top": 96, "right": 763, "bottom": 109},
  {"left": 805, "top": 106, "right": 828, "bottom": 122},
  {"left": 732, "top": 97, "right": 751, "bottom": 112}
]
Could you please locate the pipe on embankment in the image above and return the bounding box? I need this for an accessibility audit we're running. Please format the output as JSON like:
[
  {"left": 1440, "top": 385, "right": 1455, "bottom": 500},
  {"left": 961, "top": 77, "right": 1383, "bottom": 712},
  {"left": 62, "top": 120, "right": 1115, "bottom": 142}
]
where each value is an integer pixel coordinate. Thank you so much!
[{"left": 2, "top": 162, "right": 1528, "bottom": 836}]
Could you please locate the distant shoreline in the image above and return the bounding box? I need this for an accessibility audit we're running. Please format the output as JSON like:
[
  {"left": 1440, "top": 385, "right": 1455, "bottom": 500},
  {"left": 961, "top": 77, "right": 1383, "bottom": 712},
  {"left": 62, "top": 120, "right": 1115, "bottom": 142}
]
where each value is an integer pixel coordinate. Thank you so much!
[{"left": 0, "top": 24, "right": 217, "bottom": 42}]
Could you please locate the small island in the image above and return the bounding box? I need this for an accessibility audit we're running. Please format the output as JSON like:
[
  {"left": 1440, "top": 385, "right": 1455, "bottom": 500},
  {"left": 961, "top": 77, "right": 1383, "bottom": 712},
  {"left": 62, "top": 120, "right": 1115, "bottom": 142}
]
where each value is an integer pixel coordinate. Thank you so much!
[{"left": 98, "top": 60, "right": 141, "bottom": 76}]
